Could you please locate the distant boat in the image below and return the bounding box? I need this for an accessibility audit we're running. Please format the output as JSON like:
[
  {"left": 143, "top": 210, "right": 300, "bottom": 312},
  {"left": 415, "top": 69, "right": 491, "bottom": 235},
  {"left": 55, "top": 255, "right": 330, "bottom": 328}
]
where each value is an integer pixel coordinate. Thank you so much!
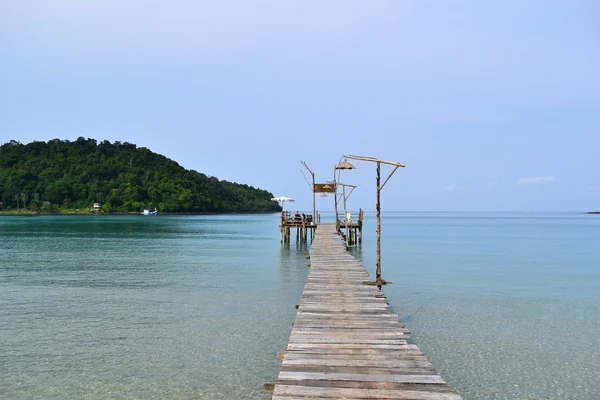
[{"left": 142, "top": 208, "right": 157, "bottom": 215}]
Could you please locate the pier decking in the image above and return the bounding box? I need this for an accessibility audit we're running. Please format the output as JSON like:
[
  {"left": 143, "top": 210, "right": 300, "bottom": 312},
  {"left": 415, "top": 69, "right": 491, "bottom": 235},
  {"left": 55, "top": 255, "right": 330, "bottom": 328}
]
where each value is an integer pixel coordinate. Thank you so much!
[{"left": 272, "top": 223, "right": 462, "bottom": 400}]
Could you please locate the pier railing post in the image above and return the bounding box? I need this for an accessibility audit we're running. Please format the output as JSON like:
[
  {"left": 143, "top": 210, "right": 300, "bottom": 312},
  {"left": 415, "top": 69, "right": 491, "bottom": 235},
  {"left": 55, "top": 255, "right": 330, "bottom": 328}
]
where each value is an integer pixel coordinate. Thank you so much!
[{"left": 376, "top": 161, "right": 382, "bottom": 287}]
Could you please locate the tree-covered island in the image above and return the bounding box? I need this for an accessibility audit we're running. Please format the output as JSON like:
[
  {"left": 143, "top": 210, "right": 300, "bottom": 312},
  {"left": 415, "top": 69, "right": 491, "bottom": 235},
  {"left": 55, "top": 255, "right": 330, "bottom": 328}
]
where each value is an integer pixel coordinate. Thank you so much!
[{"left": 0, "top": 138, "right": 281, "bottom": 214}]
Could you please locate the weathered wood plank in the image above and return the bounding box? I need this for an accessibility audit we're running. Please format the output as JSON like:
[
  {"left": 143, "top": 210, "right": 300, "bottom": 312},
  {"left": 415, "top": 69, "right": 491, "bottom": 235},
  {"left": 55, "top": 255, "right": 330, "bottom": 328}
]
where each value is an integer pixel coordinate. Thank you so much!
[
  {"left": 273, "top": 385, "right": 463, "bottom": 399},
  {"left": 277, "top": 371, "right": 445, "bottom": 384},
  {"left": 280, "top": 365, "right": 437, "bottom": 376},
  {"left": 281, "top": 359, "right": 433, "bottom": 368},
  {"left": 288, "top": 338, "right": 410, "bottom": 344},
  {"left": 286, "top": 343, "right": 416, "bottom": 351}
]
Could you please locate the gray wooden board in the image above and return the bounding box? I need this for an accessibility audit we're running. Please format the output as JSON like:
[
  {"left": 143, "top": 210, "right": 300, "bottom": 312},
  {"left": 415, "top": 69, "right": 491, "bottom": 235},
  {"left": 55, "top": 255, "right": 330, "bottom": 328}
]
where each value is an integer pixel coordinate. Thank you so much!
[
  {"left": 284, "top": 349, "right": 422, "bottom": 354},
  {"left": 272, "top": 224, "right": 462, "bottom": 398},
  {"left": 282, "top": 353, "right": 428, "bottom": 362},
  {"left": 277, "top": 371, "right": 445, "bottom": 384},
  {"left": 273, "top": 385, "right": 463, "bottom": 399},
  {"left": 286, "top": 343, "right": 416, "bottom": 351},
  {"left": 280, "top": 365, "right": 438, "bottom": 376}
]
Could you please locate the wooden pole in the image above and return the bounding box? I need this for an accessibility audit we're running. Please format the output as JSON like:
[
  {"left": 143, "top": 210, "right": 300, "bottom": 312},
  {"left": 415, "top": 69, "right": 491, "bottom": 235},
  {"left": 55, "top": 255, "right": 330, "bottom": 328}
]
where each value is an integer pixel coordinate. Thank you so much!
[
  {"left": 358, "top": 208, "right": 363, "bottom": 244},
  {"left": 312, "top": 172, "right": 316, "bottom": 223},
  {"left": 333, "top": 168, "right": 338, "bottom": 230},
  {"left": 301, "top": 161, "right": 316, "bottom": 223},
  {"left": 280, "top": 212, "right": 284, "bottom": 242},
  {"left": 343, "top": 185, "right": 347, "bottom": 222},
  {"left": 376, "top": 161, "right": 382, "bottom": 288}
]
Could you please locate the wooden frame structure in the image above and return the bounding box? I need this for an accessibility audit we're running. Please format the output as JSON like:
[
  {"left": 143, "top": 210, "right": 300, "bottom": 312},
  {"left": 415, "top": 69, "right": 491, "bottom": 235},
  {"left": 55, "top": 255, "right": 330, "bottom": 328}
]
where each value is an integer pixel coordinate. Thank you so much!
[
  {"left": 280, "top": 210, "right": 318, "bottom": 243},
  {"left": 343, "top": 155, "right": 406, "bottom": 288},
  {"left": 329, "top": 181, "right": 363, "bottom": 245}
]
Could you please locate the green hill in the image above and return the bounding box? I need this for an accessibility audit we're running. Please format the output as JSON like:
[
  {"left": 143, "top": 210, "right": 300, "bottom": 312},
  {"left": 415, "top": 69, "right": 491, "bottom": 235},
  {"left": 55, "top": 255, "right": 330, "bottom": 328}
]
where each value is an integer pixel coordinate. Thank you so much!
[{"left": 0, "top": 138, "right": 281, "bottom": 213}]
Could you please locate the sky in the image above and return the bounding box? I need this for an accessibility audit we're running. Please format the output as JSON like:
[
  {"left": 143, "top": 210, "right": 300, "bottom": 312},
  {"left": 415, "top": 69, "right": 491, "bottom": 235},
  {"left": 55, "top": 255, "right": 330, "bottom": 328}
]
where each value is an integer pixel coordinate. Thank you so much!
[{"left": 1, "top": 0, "right": 599, "bottom": 211}]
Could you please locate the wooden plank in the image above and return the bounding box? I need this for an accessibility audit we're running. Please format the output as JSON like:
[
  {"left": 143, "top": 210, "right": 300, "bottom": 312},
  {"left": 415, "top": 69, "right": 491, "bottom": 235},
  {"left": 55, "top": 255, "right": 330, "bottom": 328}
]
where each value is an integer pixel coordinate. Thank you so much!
[
  {"left": 286, "top": 343, "right": 410, "bottom": 350},
  {"left": 284, "top": 353, "right": 425, "bottom": 361},
  {"left": 280, "top": 365, "right": 437, "bottom": 376},
  {"left": 277, "top": 371, "right": 445, "bottom": 384},
  {"left": 273, "top": 385, "right": 463, "bottom": 399},
  {"left": 281, "top": 359, "right": 433, "bottom": 368},
  {"left": 288, "top": 338, "right": 410, "bottom": 344}
]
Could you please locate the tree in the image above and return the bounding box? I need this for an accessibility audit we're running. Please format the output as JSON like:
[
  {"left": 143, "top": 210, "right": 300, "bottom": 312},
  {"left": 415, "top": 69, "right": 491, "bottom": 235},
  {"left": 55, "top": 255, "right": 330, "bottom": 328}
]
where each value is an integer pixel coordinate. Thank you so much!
[
  {"left": 32, "top": 192, "right": 40, "bottom": 210},
  {"left": 0, "top": 138, "right": 281, "bottom": 213}
]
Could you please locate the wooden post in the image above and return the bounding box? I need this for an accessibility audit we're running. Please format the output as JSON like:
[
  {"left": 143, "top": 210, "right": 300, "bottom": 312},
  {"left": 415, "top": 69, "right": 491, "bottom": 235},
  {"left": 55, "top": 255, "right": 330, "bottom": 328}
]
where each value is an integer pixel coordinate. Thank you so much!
[
  {"left": 376, "top": 161, "right": 382, "bottom": 288},
  {"left": 343, "top": 185, "right": 347, "bottom": 222},
  {"left": 301, "top": 161, "right": 316, "bottom": 221},
  {"left": 358, "top": 208, "right": 363, "bottom": 244},
  {"left": 312, "top": 174, "right": 316, "bottom": 224}
]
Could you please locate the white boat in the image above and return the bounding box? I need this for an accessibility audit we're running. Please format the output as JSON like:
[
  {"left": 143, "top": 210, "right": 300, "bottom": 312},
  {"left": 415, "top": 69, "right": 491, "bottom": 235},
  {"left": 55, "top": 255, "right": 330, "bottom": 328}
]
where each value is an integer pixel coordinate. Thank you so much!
[{"left": 142, "top": 208, "right": 157, "bottom": 215}]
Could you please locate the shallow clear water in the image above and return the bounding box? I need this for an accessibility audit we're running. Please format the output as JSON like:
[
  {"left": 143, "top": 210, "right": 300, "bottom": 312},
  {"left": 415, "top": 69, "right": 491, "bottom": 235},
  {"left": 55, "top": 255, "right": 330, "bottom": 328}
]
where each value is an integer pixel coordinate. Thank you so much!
[
  {"left": 1, "top": 212, "right": 599, "bottom": 399},
  {"left": 353, "top": 212, "right": 600, "bottom": 400}
]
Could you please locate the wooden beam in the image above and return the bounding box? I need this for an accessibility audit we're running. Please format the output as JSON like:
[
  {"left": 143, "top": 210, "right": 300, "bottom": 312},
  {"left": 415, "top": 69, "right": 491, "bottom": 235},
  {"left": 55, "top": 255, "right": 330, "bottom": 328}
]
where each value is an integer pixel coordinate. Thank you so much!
[
  {"left": 344, "top": 154, "right": 406, "bottom": 168},
  {"left": 379, "top": 165, "right": 400, "bottom": 191}
]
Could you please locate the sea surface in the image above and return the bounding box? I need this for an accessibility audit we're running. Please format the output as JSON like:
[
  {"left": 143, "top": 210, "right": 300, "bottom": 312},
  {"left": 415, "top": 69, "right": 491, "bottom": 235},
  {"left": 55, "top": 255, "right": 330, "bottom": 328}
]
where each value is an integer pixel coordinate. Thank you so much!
[{"left": 1, "top": 212, "right": 599, "bottom": 399}]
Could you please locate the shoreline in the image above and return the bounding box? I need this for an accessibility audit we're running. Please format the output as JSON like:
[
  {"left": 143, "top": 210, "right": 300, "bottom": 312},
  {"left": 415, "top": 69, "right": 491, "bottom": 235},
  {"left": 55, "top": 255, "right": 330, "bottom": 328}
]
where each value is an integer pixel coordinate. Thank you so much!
[{"left": 0, "top": 210, "right": 280, "bottom": 216}]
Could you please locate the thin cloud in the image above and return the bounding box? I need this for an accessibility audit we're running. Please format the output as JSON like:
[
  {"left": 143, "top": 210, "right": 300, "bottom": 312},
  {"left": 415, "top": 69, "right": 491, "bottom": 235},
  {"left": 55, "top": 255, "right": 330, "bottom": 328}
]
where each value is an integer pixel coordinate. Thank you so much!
[
  {"left": 444, "top": 185, "right": 457, "bottom": 191},
  {"left": 517, "top": 176, "right": 556, "bottom": 185}
]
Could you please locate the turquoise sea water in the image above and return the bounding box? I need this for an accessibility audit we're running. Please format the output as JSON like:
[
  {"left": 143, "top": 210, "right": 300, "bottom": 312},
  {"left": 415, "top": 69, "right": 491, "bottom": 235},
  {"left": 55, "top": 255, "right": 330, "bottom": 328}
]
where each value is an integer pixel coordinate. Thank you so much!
[{"left": 1, "top": 212, "right": 599, "bottom": 399}]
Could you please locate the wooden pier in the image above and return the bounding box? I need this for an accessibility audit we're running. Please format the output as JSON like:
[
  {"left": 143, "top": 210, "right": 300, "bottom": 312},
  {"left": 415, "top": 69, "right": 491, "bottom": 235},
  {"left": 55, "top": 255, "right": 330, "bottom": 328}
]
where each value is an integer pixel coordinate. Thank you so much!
[
  {"left": 270, "top": 223, "right": 462, "bottom": 399},
  {"left": 280, "top": 211, "right": 319, "bottom": 243},
  {"left": 336, "top": 209, "right": 364, "bottom": 245}
]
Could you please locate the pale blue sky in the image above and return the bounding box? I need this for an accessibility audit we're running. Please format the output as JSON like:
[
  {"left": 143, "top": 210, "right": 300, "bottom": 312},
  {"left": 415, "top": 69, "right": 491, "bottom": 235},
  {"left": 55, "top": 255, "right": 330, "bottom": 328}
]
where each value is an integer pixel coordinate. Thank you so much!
[{"left": 1, "top": 1, "right": 598, "bottom": 211}]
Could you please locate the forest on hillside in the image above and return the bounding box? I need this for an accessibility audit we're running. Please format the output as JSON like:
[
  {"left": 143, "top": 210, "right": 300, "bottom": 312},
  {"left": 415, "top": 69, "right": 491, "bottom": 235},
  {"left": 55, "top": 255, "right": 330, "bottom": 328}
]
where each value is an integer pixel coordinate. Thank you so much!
[{"left": 0, "top": 138, "right": 281, "bottom": 213}]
